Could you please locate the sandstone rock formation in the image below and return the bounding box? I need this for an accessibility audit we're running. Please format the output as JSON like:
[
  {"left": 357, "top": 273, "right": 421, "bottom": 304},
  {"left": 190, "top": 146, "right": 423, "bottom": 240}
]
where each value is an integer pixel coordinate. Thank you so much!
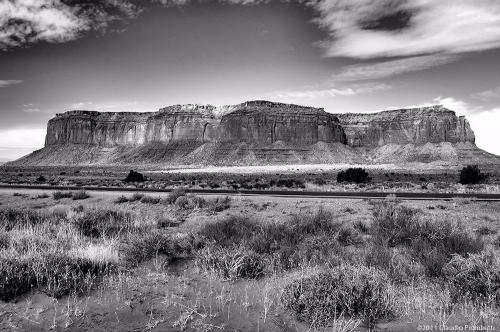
[{"left": 11, "top": 101, "right": 499, "bottom": 167}]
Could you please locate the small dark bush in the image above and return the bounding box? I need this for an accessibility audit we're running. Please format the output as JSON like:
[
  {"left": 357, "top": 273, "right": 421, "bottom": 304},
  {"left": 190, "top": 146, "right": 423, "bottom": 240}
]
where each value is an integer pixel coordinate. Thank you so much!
[
  {"left": 121, "top": 232, "right": 195, "bottom": 266},
  {"left": 195, "top": 245, "right": 265, "bottom": 280},
  {"left": 0, "top": 257, "right": 36, "bottom": 301},
  {"left": 72, "top": 190, "right": 90, "bottom": 200},
  {"left": 72, "top": 210, "right": 132, "bottom": 238},
  {"left": 53, "top": 191, "right": 73, "bottom": 200},
  {"left": 205, "top": 196, "right": 231, "bottom": 213},
  {"left": 281, "top": 265, "right": 394, "bottom": 327},
  {"left": 124, "top": 170, "right": 146, "bottom": 183},
  {"left": 140, "top": 195, "right": 161, "bottom": 204},
  {"left": 337, "top": 224, "right": 362, "bottom": 246},
  {"left": 337, "top": 168, "right": 370, "bottom": 184},
  {"left": 36, "top": 175, "right": 46, "bottom": 183},
  {"left": 459, "top": 165, "right": 487, "bottom": 185},
  {"left": 37, "top": 193, "right": 50, "bottom": 199},
  {"left": 165, "top": 188, "right": 186, "bottom": 204},
  {"left": 33, "top": 254, "right": 115, "bottom": 298},
  {"left": 198, "top": 216, "right": 258, "bottom": 248},
  {"left": 114, "top": 195, "right": 129, "bottom": 204}
]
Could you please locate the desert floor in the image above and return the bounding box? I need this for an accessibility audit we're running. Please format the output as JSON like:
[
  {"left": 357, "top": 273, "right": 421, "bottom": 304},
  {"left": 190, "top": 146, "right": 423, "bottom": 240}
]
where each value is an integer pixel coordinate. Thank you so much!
[{"left": 0, "top": 188, "right": 499, "bottom": 331}]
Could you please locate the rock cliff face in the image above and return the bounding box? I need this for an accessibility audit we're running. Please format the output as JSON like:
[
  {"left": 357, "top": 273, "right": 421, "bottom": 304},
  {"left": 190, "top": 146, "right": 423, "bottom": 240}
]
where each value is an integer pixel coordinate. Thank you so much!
[
  {"left": 333, "top": 106, "right": 475, "bottom": 147},
  {"left": 12, "top": 100, "right": 494, "bottom": 167},
  {"left": 45, "top": 101, "right": 346, "bottom": 147}
]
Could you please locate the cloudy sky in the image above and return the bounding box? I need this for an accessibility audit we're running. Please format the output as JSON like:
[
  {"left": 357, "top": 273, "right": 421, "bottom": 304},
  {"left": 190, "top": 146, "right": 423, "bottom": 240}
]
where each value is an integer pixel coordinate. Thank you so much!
[{"left": 1, "top": 0, "right": 500, "bottom": 160}]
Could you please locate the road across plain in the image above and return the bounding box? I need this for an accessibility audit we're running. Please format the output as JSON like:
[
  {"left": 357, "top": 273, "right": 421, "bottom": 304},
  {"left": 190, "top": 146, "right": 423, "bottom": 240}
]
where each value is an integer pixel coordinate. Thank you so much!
[{"left": 0, "top": 184, "right": 499, "bottom": 201}]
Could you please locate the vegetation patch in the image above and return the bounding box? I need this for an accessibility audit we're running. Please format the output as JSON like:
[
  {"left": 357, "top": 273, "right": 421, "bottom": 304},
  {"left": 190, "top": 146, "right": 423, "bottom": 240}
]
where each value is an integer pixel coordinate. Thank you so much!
[
  {"left": 281, "top": 264, "right": 395, "bottom": 327},
  {"left": 337, "top": 168, "right": 370, "bottom": 184}
]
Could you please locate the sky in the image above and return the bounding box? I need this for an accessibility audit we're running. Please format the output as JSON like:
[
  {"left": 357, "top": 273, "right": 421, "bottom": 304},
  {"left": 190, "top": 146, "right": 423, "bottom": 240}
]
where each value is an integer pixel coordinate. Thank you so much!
[{"left": 1, "top": 0, "right": 500, "bottom": 160}]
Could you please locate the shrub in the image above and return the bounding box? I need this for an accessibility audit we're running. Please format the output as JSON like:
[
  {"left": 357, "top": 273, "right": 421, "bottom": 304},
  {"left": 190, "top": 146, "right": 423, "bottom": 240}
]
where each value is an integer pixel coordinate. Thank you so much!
[
  {"left": 36, "top": 175, "right": 46, "bottom": 183},
  {"left": 205, "top": 196, "right": 231, "bottom": 213},
  {"left": 140, "top": 195, "right": 161, "bottom": 204},
  {"left": 198, "top": 216, "right": 258, "bottom": 248},
  {"left": 121, "top": 232, "right": 195, "bottom": 266},
  {"left": 165, "top": 188, "right": 186, "bottom": 204},
  {"left": 53, "top": 191, "right": 73, "bottom": 200},
  {"left": 72, "top": 209, "right": 132, "bottom": 238},
  {"left": 337, "top": 168, "right": 370, "bottom": 184},
  {"left": 0, "top": 253, "right": 115, "bottom": 301},
  {"left": 372, "top": 202, "right": 422, "bottom": 246},
  {"left": 0, "top": 208, "right": 61, "bottom": 231},
  {"left": 128, "top": 193, "right": 144, "bottom": 202},
  {"left": 443, "top": 249, "right": 500, "bottom": 303},
  {"left": 0, "top": 257, "right": 36, "bottom": 301},
  {"left": 114, "top": 195, "right": 129, "bottom": 204},
  {"left": 174, "top": 196, "right": 190, "bottom": 210},
  {"left": 281, "top": 264, "right": 394, "bottom": 327},
  {"left": 372, "top": 201, "right": 484, "bottom": 277},
  {"left": 32, "top": 253, "right": 115, "bottom": 298},
  {"left": 37, "top": 193, "right": 50, "bottom": 199},
  {"left": 459, "top": 165, "right": 487, "bottom": 185},
  {"left": 337, "top": 224, "right": 362, "bottom": 246},
  {"left": 365, "top": 245, "right": 425, "bottom": 283},
  {"left": 195, "top": 245, "right": 265, "bottom": 280},
  {"left": 72, "top": 190, "right": 90, "bottom": 200},
  {"left": 124, "top": 170, "right": 146, "bottom": 183}
]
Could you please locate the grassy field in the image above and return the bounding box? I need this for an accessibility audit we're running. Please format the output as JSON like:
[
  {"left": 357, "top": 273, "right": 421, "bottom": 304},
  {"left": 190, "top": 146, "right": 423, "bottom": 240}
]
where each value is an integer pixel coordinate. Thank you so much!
[
  {"left": 0, "top": 188, "right": 499, "bottom": 331},
  {"left": 1, "top": 165, "right": 500, "bottom": 194}
]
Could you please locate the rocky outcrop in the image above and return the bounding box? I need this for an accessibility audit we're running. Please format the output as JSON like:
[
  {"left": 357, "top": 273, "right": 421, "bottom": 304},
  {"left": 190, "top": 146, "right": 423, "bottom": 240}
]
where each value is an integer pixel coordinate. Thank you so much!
[
  {"left": 45, "top": 101, "right": 346, "bottom": 147},
  {"left": 11, "top": 101, "right": 495, "bottom": 167},
  {"left": 333, "top": 106, "right": 475, "bottom": 147}
]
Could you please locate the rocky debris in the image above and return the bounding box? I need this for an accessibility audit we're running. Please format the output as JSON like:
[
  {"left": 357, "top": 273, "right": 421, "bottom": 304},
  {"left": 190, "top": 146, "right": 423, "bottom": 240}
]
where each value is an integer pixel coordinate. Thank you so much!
[{"left": 11, "top": 101, "right": 499, "bottom": 166}]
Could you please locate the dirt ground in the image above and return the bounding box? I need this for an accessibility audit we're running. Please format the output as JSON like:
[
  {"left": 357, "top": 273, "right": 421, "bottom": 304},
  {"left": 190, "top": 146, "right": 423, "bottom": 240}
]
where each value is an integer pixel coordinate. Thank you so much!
[{"left": 0, "top": 189, "right": 499, "bottom": 331}]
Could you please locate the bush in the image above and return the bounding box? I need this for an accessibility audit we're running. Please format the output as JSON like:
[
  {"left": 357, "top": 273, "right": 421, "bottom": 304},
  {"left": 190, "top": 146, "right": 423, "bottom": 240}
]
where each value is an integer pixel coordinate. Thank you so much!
[
  {"left": 140, "top": 195, "right": 161, "bottom": 204},
  {"left": 372, "top": 201, "right": 484, "bottom": 277},
  {"left": 124, "top": 170, "right": 146, "bottom": 183},
  {"left": 0, "top": 257, "right": 36, "bottom": 301},
  {"left": 121, "top": 232, "right": 195, "bottom": 266},
  {"left": 337, "top": 168, "right": 370, "bottom": 184},
  {"left": 165, "top": 188, "right": 186, "bottom": 204},
  {"left": 53, "top": 191, "right": 73, "bottom": 200},
  {"left": 281, "top": 264, "right": 394, "bottom": 327},
  {"left": 365, "top": 245, "right": 425, "bottom": 283},
  {"left": 72, "top": 210, "right": 132, "bottom": 238},
  {"left": 195, "top": 245, "right": 265, "bottom": 280},
  {"left": 36, "top": 175, "right": 46, "bottom": 183},
  {"left": 0, "top": 254, "right": 114, "bottom": 301},
  {"left": 443, "top": 249, "right": 500, "bottom": 303},
  {"left": 205, "top": 196, "right": 231, "bottom": 213},
  {"left": 174, "top": 196, "right": 190, "bottom": 210},
  {"left": 114, "top": 195, "right": 129, "bottom": 204},
  {"left": 72, "top": 190, "right": 90, "bottom": 200},
  {"left": 198, "top": 216, "right": 258, "bottom": 248},
  {"left": 128, "top": 193, "right": 144, "bottom": 202},
  {"left": 337, "top": 224, "right": 362, "bottom": 246},
  {"left": 459, "top": 165, "right": 487, "bottom": 185},
  {"left": 32, "top": 253, "right": 115, "bottom": 298}
]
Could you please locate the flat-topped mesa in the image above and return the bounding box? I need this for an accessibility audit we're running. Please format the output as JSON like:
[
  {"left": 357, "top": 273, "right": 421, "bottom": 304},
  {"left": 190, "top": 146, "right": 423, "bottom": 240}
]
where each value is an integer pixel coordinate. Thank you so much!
[
  {"left": 334, "top": 105, "right": 475, "bottom": 147},
  {"left": 45, "top": 101, "right": 346, "bottom": 147}
]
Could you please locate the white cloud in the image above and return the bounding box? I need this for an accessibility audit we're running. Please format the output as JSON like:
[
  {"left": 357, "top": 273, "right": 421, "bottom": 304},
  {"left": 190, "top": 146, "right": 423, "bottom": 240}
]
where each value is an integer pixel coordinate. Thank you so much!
[
  {"left": 473, "top": 86, "right": 500, "bottom": 100},
  {"left": 0, "top": 79, "right": 23, "bottom": 87},
  {"left": 268, "top": 83, "right": 390, "bottom": 102},
  {"left": 0, "top": 127, "right": 45, "bottom": 160},
  {"left": 0, "top": 0, "right": 139, "bottom": 49},
  {"left": 333, "top": 54, "right": 459, "bottom": 82},
  {"left": 307, "top": 0, "right": 500, "bottom": 59}
]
